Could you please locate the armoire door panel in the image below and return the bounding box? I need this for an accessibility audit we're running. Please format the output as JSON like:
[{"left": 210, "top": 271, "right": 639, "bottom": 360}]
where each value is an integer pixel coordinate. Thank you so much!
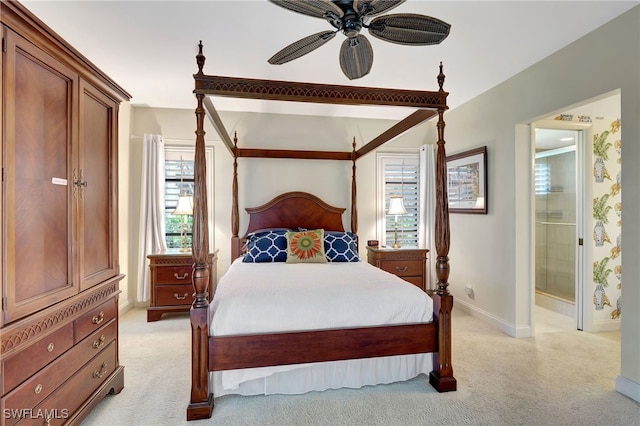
[
  {"left": 2, "top": 29, "right": 79, "bottom": 323},
  {"left": 78, "top": 80, "right": 119, "bottom": 290}
]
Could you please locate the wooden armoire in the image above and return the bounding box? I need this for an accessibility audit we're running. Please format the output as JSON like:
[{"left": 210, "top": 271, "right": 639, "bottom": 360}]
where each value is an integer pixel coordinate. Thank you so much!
[{"left": 0, "top": 2, "right": 130, "bottom": 424}]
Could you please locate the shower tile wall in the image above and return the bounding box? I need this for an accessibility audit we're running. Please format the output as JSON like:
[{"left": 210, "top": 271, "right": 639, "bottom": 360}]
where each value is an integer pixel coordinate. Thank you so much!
[{"left": 535, "top": 150, "right": 576, "bottom": 301}]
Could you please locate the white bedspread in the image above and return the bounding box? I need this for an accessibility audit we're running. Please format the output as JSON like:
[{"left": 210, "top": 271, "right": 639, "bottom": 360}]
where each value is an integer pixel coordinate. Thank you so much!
[
  {"left": 209, "top": 259, "right": 434, "bottom": 395},
  {"left": 210, "top": 259, "right": 433, "bottom": 336}
]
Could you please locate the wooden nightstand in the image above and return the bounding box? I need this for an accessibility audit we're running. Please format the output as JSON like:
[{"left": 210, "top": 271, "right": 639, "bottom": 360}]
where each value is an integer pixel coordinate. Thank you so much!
[
  {"left": 147, "top": 250, "right": 218, "bottom": 322},
  {"left": 366, "top": 246, "right": 429, "bottom": 292}
]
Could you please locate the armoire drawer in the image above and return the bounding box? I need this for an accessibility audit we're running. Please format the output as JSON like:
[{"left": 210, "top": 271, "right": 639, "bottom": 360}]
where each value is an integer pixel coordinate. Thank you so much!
[
  {"left": 1, "top": 321, "right": 117, "bottom": 425},
  {"left": 155, "top": 265, "right": 192, "bottom": 284},
  {"left": 2, "top": 323, "right": 74, "bottom": 394},
  {"left": 26, "top": 342, "right": 117, "bottom": 426},
  {"left": 74, "top": 298, "right": 117, "bottom": 342},
  {"left": 156, "top": 284, "right": 195, "bottom": 306}
]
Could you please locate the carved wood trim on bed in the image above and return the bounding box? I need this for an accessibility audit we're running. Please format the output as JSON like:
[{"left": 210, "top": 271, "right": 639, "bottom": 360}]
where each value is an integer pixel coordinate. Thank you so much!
[{"left": 187, "top": 41, "right": 455, "bottom": 421}]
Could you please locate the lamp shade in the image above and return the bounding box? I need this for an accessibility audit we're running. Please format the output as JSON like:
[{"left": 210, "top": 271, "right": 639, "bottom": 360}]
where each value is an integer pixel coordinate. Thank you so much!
[
  {"left": 387, "top": 197, "right": 407, "bottom": 215},
  {"left": 173, "top": 195, "right": 193, "bottom": 215}
]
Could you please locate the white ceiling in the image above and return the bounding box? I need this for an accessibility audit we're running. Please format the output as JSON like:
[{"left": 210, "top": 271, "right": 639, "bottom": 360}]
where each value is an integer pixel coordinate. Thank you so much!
[{"left": 20, "top": 1, "right": 639, "bottom": 119}]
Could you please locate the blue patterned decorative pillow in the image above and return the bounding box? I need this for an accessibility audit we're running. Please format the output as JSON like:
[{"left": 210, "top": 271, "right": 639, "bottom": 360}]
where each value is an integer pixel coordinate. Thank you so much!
[
  {"left": 243, "top": 229, "right": 289, "bottom": 262},
  {"left": 324, "top": 231, "right": 359, "bottom": 262}
]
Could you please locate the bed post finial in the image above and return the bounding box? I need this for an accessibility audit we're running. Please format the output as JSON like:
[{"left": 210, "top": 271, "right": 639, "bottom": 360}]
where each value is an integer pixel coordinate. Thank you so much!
[
  {"left": 196, "top": 40, "right": 205, "bottom": 75},
  {"left": 351, "top": 137, "right": 358, "bottom": 234},
  {"left": 438, "top": 62, "right": 445, "bottom": 92}
]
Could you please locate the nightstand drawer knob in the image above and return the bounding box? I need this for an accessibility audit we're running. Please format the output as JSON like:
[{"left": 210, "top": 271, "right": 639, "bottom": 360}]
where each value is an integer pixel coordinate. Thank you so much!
[
  {"left": 174, "top": 292, "right": 189, "bottom": 300},
  {"left": 396, "top": 266, "right": 408, "bottom": 273},
  {"left": 47, "top": 342, "right": 55, "bottom": 352},
  {"left": 174, "top": 272, "right": 189, "bottom": 280}
]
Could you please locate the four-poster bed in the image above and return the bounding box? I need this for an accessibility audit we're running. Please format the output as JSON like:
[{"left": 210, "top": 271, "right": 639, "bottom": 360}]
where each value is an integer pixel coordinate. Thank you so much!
[{"left": 187, "top": 41, "right": 455, "bottom": 420}]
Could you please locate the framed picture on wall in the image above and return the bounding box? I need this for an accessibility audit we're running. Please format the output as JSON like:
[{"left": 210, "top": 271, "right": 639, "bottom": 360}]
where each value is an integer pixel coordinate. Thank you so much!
[{"left": 446, "top": 146, "right": 488, "bottom": 214}]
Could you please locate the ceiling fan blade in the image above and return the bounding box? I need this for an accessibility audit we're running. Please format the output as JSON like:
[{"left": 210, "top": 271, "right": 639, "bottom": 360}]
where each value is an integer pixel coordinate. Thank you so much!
[
  {"left": 354, "top": 0, "right": 405, "bottom": 17},
  {"left": 268, "top": 31, "right": 337, "bottom": 65},
  {"left": 368, "top": 13, "right": 451, "bottom": 45},
  {"left": 268, "top": 0, "right": 344, "bottom": 19},
  {"left": 339, "top": 34, "right": 374, "bottom": 80}
]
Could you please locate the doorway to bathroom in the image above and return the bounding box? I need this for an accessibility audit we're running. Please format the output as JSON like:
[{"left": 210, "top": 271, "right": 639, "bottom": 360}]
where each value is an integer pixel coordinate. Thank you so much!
[{"left": 534, "top": 127, "right": 584, "bottom": 331}]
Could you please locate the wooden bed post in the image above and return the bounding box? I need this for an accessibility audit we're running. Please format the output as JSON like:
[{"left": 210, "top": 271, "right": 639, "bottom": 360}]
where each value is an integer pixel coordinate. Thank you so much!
[
  {"left": 351, "top": 137, "right": 358, "bottom": 234},
  {"left": 231, "top": 133, "right": 241, "bottom": 260},
  {"left": 429, "top": 62, "right": 457, "bottom": 392},
  {"left": 187, "top": 41, "right": 214, "bottom": 420}
]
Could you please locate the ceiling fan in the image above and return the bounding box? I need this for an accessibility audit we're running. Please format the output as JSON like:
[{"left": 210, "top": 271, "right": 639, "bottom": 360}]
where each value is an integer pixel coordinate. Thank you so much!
[{"left": 267, "top": 0, "right": 451, "bottom": 80}]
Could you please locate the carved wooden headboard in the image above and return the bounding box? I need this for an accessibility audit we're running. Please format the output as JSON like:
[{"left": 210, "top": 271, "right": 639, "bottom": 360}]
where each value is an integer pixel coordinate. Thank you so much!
[{"left": 231, "top": 192, "right": 346, "bottom": 260}]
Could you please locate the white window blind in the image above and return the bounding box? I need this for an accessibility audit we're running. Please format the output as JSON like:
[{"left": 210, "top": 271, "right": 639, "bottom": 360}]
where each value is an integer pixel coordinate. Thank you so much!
[
  {"left": 535, "top": 162, "right": 551, "bottom": 195},
  {"left": 379, "top": 154, "right": 420, "bottom": 247}
]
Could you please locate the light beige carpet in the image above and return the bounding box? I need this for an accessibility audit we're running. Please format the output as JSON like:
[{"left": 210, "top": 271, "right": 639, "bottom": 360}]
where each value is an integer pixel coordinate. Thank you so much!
[{"left": 81, "top": 307, "right": 639, "bottom": 425}]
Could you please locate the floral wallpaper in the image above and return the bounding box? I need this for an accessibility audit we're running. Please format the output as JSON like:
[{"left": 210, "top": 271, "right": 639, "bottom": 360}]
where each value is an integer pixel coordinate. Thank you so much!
[{"left": 554, "top": 114, "right": 622, "bottom": 323}]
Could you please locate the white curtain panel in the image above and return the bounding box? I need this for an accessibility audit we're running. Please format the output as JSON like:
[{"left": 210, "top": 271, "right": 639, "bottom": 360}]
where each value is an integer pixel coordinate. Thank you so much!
[
  {"left": 418, "top": 144, "right": 437, "bottom": 291},
  {"left": 137, "top": 134, "right": 168, "bottom": 302}
]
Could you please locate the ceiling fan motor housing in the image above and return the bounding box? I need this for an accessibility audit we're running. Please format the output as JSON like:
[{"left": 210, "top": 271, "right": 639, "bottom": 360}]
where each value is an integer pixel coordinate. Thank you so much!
[{"left": 342, "top": 12, "right": 362, "bottom": 37}]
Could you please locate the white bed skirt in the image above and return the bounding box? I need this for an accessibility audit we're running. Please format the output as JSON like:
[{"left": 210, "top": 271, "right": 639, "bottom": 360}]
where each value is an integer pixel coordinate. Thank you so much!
[{"left": 211, "top": 353, "right": 432, "bottom": 397}]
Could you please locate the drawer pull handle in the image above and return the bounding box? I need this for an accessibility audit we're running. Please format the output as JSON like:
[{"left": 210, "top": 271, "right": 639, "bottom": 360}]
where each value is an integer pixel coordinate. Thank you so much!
[
  {"left": 92, "top": 311, "right": 105, "bottom": 325},
  {"left": 174, "top": 272, "right": 189, "bottom": 280},
  {"left": 93, "top": 335, "right": 106, "bottom": 349},
  {"left": 174, "top": 292, "right": 189, "bottom": 300},
  {"left": 47, "top": 342, "right": 55, "bottom": 352},
  {"left": 34, "top": 383, "right": 43, "bottom": 394},
  {"left": 396, "top": 266, "right": 409, "bottom": 273},
  {"left": 93, "top": 362, "right": 108, "bottom": 379}
]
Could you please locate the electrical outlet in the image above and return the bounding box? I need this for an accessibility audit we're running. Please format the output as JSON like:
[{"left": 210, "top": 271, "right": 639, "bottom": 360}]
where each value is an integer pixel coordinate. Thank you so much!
[{"left": 465, "top": 284, "right": 474, "bottom": 298}]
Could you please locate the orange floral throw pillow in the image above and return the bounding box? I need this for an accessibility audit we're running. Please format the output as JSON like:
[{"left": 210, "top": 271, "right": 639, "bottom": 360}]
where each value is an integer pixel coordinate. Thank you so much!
[{"left": 286, "top": 229, "right": 327, "bottom": 263}]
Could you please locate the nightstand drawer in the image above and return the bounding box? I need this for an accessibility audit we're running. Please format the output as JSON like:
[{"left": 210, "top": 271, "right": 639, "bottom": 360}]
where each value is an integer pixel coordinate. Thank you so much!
[
  {"left": 379, "top": 260, "right": 423, "bottom": 277},
  {"left": 402, "top": 275, "right": 424, "bottom": 289},
  {"left": 366, "top": 247, "right": 428, "bottom": 292},
  {"left": 155, "top": 266, "right": 192, "bottom": 284},
  {"left": 147, "top": 251, "right": 218, "bottom": 321},
  {"left": 156, "top": 284, "right": 195, "bottom": 306}
]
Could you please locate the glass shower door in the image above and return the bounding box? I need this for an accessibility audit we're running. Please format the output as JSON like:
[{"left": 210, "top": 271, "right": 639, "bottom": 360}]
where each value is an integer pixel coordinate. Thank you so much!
[{"left": 535, "top": 142, "right": 577, "bottom": 307}]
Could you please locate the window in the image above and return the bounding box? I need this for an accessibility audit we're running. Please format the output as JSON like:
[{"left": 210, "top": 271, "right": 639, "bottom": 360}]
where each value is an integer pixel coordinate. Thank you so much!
[
  {"left": 165, "top": 152, "right": 194, "bottom": 249},
  {"left": 378, "top": 153, "right": 420, "bottom": 247},
  {"left": 534, "top": 162, "right": 551, "bottom": 195}
]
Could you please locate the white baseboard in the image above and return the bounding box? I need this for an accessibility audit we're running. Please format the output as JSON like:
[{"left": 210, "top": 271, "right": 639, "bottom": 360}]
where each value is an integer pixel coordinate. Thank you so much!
[
  {"left": 583, "top": 320, "right": 621, "bottom": 332},
  {"left": 615, "top": 375, "right": 640, "bottom": 402},
  {"left": 118, "top": 299, "right": 134, "bottom": 316},
  {"left": 454, "top": 299, "right": 532, "bottom": 338}
]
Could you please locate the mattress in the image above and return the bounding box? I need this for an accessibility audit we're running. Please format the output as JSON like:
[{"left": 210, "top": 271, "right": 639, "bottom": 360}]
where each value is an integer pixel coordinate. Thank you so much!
[{"left": 209, "top": 259, "right": 434, "bottom": 395}]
